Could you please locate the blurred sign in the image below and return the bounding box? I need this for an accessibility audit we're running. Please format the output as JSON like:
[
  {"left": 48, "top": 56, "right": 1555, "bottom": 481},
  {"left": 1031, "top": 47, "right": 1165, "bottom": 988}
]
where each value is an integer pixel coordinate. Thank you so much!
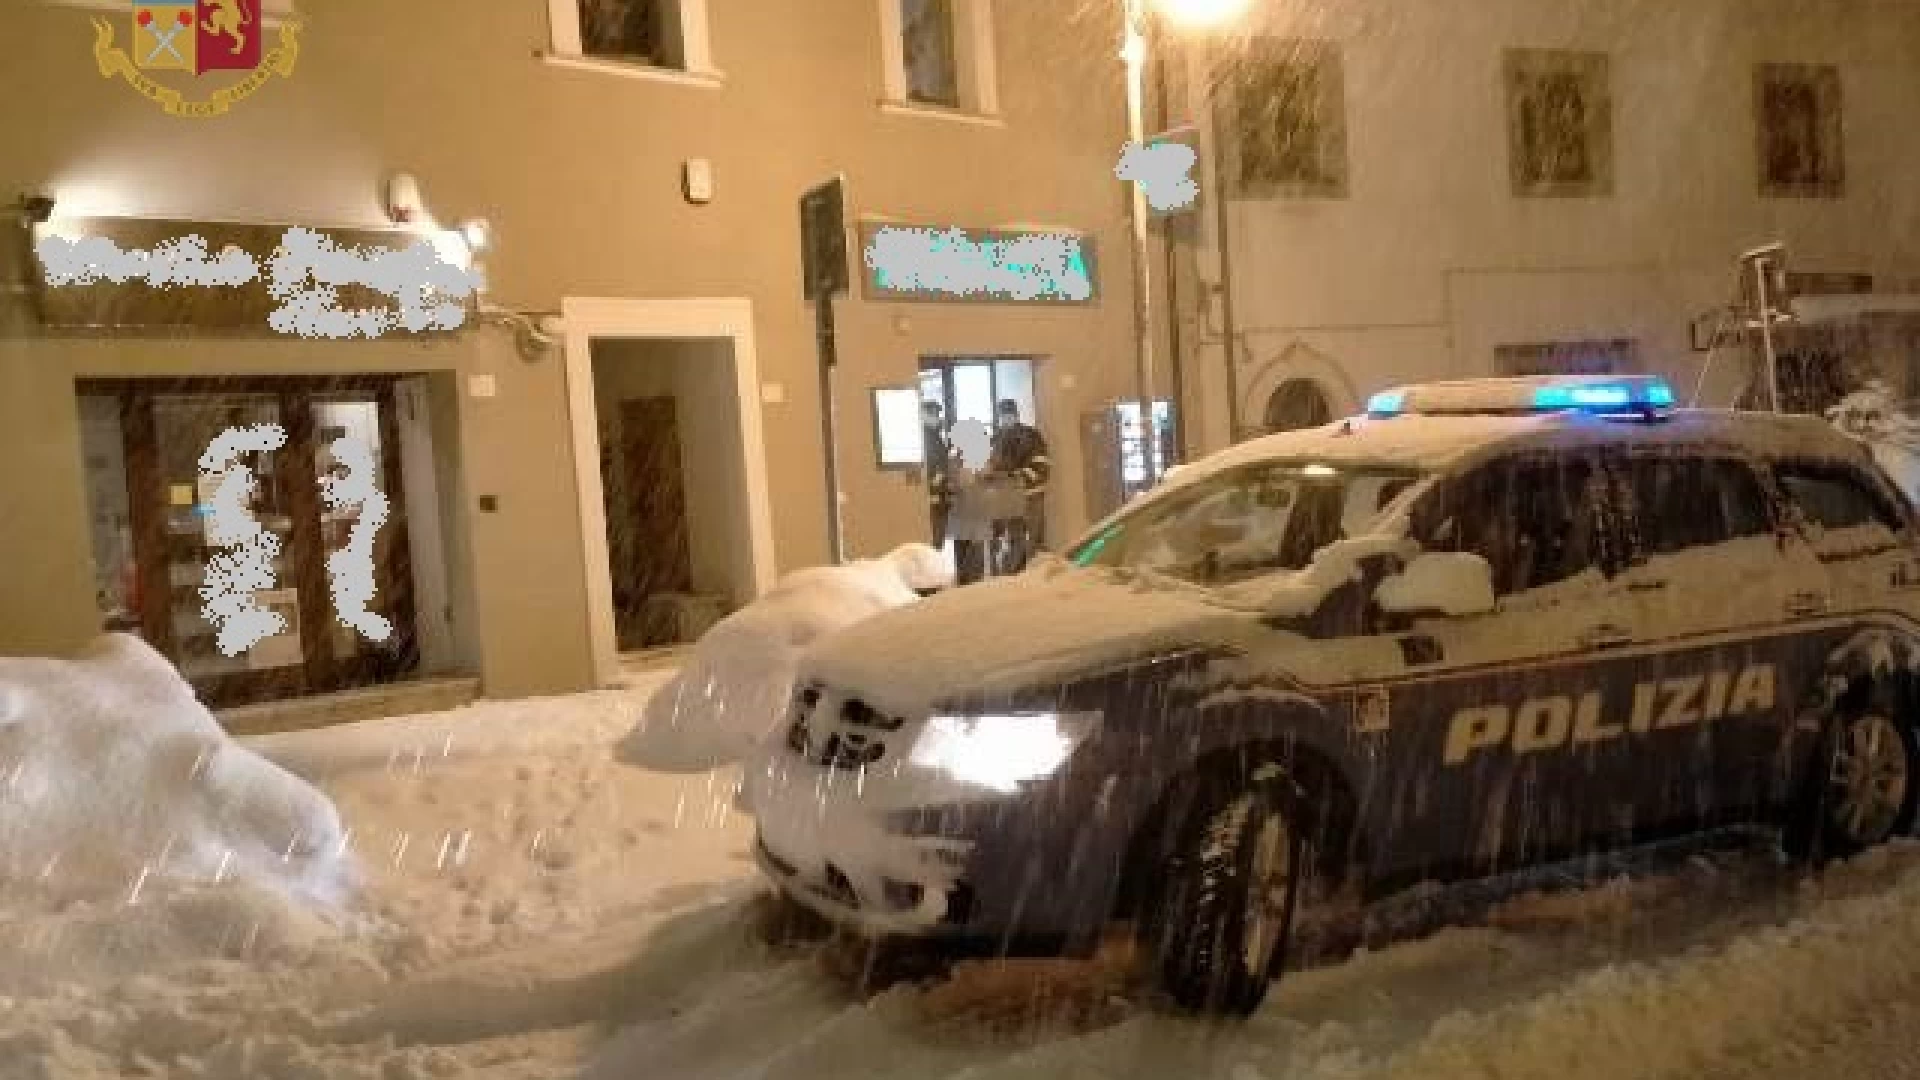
[
  {"left": 800, "top": 176, "right": 849, "bottom": 300},
  {"left": 29, "top": 216, "right": 472, "bottom": 333},
  {"left": 860, "top": 223, "right": 1096, "bottom": 304},
  {"left": 1140, "top": 124, "right": 1203, "bottom": 218},
  {"left": 1495, "top": 338, "right": 1636, "bottom": 376}
]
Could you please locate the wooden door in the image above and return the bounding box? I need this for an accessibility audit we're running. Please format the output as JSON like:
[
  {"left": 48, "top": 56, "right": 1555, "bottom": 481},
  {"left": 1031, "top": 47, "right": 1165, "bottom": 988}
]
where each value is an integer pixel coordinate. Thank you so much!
[
  {"left": 617, "top": 397, "right": 692, "bottom": 648},
  {"left": 87, "top": 377, "right": 418, "bottom": 709}
]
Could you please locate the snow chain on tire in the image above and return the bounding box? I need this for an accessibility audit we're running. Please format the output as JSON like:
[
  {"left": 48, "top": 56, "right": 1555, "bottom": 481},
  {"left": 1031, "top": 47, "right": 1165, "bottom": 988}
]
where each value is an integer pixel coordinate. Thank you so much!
[{"left": 1144, "top": 765, "right": 1305, "bottom": 1017}]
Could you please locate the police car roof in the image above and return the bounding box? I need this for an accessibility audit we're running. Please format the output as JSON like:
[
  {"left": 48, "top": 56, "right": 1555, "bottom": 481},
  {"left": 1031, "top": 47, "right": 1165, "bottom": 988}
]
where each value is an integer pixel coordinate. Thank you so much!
[{"left": 1188, "top": 407, "right": 1867, "bottom": 481}]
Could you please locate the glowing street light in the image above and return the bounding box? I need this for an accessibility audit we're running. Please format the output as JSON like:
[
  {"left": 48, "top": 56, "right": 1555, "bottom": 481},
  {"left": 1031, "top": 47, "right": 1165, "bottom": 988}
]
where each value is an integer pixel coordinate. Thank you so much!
[
  {"left": 1150, "top": 0, "right": 1253, "bottom": 29},
  {"left": 1121, "top": 0, "right": 1251, "bottom": 486}
]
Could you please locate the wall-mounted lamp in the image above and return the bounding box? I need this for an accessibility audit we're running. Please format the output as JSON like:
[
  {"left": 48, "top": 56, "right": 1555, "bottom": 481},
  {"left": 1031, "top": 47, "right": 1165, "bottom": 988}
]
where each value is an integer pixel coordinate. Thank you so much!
[
  {"left": 385, "top": 172, "right": 425, "bottom": 225},
  {"left": 458, "top": 217, "right": 491, "bottom": 253},
  {"left": 19, "top": 194, "right": 55, "bottom": 226},
  {"left": 477, "top": 304, "right": 562, "bottom": 363}
]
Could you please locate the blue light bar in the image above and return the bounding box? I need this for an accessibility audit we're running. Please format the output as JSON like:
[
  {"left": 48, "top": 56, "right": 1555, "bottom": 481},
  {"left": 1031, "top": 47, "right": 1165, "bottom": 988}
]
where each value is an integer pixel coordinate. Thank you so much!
[
  {"left": 1531, "top": 377, "right": 1675, "bottom": 415},
  {"left": 1366, "top": 390, "right": 1406, "bottom": 416}
]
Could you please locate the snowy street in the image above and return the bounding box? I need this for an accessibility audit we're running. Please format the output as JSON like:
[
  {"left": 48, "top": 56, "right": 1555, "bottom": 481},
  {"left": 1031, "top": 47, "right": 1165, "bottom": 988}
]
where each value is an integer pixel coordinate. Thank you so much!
[{"left": 9, "top": 669, "right": 1920, "bottom": 1080}]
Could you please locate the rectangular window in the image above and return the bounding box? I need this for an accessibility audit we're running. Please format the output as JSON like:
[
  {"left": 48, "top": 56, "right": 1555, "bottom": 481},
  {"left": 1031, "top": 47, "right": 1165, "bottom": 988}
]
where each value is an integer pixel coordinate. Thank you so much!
[
  {"left": 881, "top": 0, "right": 997, "bottom": 116},
  {"left": 1757, "top": 63, "right": 1844, "bottom": 198},
  {"left": 579, "top": 0, "right": 673, "bottom": 66},
  {"left": 1417, "top": 454, "right": 1613, "bottom": 594},
  {"left": 547, "top": 0, "right": 715, "bottom": 78},
  {"left": 1505, "top": 49, "right": 1613, "bottom": 197},
  {"left": 1775, "top": 460, "right": 1906, "bottom": 535},
  {"left": 1622, "top": 458, "right": 1772, "bottom": 558},
  {"left": 902, "top": 0, "right": 960, "bottom": 107},
  {"left": 1227, "top": 39, "right": 1348, "bottom": 198}
]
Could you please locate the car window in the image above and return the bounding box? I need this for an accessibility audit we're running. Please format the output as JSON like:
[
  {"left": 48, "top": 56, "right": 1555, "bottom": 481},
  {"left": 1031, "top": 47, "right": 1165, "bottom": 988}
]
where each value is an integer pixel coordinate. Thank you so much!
[
  {"left": 1068, "top": 460, "right": 1422, "bottom": 585},
  {"left": 1414, "top": 453, "right": 1610, "bottom": 596},
  {"left": 1623, "top": 456, "right": 1773, "bottom": 557},
  {"left": 1774, "top": 460, "right": 1907, "bottom": 535}
]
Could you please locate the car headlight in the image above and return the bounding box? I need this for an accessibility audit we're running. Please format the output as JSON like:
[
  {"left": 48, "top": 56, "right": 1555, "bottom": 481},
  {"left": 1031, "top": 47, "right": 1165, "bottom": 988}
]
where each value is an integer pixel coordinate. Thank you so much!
[{"left": 907, "top": 711, "right": 1102, "bottom": 793}]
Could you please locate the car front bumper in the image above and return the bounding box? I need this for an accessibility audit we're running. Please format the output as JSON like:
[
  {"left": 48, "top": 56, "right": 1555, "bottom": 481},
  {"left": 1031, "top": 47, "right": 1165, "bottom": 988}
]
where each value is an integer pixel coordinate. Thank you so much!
[{"left": 747, "top": 760, "right": 980, "bottom": 939}]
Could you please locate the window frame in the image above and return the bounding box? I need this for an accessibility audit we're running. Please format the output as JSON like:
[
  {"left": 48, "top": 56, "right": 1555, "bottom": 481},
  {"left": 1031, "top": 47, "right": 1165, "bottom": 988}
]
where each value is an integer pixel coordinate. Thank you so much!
[
  {"left": 1412, "top": 450, "right": 1623, "bottom": 598},
  {"left": 1224, "top": 38, "right": 1350, "bottom": 199},
  {"left": 1504, "top": 48, "right": 1614, "bottom": 198},
  {"left": 1615, "top": 453, "right": 1777, "bottom": 563},
  {"left": 544, "top": 0, "right": 722, "bottom": 86},
  {"left": 878, "top": 0, "right": 1001, "bottom": 122},
  {"left": 1771, "top": 457, "right": 1912, "bottom": 539},
  {"left": 1755, "top": 62, "right": 1845, "bottom": 199}
]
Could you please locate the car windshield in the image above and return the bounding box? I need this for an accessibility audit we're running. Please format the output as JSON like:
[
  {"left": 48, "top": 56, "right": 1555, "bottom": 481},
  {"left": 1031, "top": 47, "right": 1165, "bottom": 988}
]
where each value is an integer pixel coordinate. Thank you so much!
[{"left": 1067, "top": 460, "right": 1424, "bottom": 585}]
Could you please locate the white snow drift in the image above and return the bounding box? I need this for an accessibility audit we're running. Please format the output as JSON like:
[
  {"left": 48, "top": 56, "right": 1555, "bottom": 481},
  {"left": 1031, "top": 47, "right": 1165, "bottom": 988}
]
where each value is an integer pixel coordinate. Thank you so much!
[
  {"left": 0, "top": 633, "right": 354, "bottom": 908},
  {"left": 617, "top": 544, "right": 953, "bottom": 774}
]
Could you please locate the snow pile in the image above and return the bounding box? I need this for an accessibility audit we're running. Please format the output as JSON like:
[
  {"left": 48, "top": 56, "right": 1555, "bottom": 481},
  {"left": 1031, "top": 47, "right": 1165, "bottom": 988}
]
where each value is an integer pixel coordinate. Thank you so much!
[
  {"left": 0, "top": 670, "right": 753, "bottom": 1080},
  {"left": 617, "top": 544, "right": 953, "bottom": 774},
  {"left": 1827, "top": 378, "right": 1920, "bottom": 505},
  {"left": 0, "top": 634, "right": 355, "bottom": 909}
]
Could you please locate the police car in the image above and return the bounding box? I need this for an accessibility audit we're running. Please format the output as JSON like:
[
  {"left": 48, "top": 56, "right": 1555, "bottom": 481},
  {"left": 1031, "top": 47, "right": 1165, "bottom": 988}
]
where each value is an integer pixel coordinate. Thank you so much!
[{"left": 746, "top": 374, "right": 1920, "bottom": 1016}]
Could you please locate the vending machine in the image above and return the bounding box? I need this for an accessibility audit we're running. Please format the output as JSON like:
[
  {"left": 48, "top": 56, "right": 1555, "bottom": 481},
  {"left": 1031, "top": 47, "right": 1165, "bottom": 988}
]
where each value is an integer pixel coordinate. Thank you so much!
[{"left": 1080, "top": 399, "right": 1176, "bottom": 523}]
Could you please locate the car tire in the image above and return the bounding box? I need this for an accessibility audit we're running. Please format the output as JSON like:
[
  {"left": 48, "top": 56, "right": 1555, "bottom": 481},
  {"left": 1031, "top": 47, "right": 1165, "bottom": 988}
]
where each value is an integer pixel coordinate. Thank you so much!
[
  {"left": 1787, "top": 685, "right": 1920, "bottom": 862},
  {"left": 1140, "top": 767, "right": 1304, "bottom": 1017}
]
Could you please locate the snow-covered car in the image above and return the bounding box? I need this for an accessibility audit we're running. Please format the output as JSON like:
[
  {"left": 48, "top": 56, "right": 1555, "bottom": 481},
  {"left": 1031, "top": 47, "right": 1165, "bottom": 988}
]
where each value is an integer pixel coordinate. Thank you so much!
[{"left": 746, "top": 374, "right": 1920, "bottom": 1016}]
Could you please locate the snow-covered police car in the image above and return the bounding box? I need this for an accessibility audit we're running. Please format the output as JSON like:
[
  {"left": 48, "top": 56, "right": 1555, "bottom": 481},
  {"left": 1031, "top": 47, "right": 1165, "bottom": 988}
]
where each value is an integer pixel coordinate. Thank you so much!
[{"left": 746, "top": 374, "right": 1920, "bottom": 1015}]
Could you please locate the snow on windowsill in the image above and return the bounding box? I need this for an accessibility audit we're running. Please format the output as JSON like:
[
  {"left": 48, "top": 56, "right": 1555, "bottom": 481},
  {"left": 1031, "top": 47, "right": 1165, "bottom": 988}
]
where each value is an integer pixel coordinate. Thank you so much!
[
  {"left": 879, "top": 100, "right": 1005, "bottom": 128},
  {"left": 539, "top": 52, "right": 725, "bottom": 89}
]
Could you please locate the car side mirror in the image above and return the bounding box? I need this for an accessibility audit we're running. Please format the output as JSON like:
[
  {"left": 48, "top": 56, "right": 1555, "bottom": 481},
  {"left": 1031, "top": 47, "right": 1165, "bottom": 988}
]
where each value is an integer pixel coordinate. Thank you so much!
[{"left": 1374, "top": 551, "right": 1495, "bottom": 618}]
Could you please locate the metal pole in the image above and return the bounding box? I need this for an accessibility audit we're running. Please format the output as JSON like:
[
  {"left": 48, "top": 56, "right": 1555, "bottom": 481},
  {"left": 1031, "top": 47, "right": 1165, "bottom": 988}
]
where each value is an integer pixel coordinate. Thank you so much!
[
  {"left": 1123, "top": 3, "right": 1160, "bottom": 486},
  {"left": 1207, "top": 59, "right": 1243, "bottom": 444},
  {"left": 1155, "top": 46, "right": 1187, "bottom": 467},
  {"left": 1753, "top": 257, "right": 1782, "bottom": 413},
  {"left": 815, "top": 292, "right": 847, "bottom": 562}
]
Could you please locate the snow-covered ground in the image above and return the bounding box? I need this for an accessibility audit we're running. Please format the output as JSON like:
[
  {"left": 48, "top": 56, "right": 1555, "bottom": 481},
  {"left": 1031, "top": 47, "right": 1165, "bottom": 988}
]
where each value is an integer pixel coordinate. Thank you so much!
[{"left": 7, "top": 672, "right": 1920, "bottom": 1079}]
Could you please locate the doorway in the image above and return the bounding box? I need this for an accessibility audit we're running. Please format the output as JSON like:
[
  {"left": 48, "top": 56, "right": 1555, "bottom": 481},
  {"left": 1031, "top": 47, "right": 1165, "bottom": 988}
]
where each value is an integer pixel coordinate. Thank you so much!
[
  {"left": 74, "top": 376, "right": 421, "bottom": 709},
  {"left": 562, "top": 297, "right": 777, "bottom": 687},
  {"left": 590, "top": 342, "right": 710, "bottom": 651}
]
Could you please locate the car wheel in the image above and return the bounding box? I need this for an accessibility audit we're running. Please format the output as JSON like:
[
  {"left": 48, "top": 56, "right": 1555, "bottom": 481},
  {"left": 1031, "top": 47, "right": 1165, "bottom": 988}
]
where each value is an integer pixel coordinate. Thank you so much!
[
  {"left": 1791, "top": 688, "right": 1920, "bottom": 861},
  {"left": 1141, "top": 769, "right": 1302, "bottom": 1016}
]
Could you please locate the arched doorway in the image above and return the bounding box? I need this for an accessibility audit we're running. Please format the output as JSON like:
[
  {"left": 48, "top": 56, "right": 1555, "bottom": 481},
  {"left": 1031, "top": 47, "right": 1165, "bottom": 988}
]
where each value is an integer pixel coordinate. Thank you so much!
[{"left": 1263, "top": 378, "right": 1333, "bottom": 432}]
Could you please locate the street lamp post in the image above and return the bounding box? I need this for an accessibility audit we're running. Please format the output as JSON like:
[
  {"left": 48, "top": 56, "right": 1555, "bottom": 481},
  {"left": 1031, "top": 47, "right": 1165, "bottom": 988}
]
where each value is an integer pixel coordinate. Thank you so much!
[
  {"left": 1121, "top": 1, "right": 1160, "bottom": 486},
  {"left": 1121, "top": 0, "right": 1251, "bottom": 487}
]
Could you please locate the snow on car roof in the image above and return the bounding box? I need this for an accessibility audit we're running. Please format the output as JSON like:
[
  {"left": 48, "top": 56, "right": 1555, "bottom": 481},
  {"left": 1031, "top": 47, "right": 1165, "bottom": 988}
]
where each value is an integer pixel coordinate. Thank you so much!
[{"left": 1167, "top": 407, "right": 1868, "bottom": 490}]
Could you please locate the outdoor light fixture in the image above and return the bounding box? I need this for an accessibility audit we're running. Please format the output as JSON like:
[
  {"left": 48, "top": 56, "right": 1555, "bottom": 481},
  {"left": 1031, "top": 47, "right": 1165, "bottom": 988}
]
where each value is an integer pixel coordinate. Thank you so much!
[
  {"left": 1150, "top": 0, "right": 1253, "bottom": 28},
  {"left": 384, "top": 172, "right": 425, "bottom": 225},
  {"left": 459, "top": 217, "right": 491, "bottom": 253},
  {"left": 19, "top": 193, "right": 55, "bottom": 226}
]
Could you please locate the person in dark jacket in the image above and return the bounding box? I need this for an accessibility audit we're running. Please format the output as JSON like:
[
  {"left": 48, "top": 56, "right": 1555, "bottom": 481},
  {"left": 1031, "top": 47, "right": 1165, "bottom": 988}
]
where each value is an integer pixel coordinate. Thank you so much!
[
  {"left": 922, "top": 399, "right": 955, "bottom": 548},
  {"left": 987, "top": 399, "right": 1049, "bottom": 572}
]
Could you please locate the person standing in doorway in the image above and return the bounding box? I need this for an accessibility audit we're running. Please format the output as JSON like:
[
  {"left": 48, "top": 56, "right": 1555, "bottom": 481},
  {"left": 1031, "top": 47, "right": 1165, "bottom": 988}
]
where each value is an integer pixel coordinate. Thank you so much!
[
  {"left": 922, "top": 399, "right": 954, "bottom": 548},
  {"left": 987, "top": 398, "right": 1050, "bottom": 572}
]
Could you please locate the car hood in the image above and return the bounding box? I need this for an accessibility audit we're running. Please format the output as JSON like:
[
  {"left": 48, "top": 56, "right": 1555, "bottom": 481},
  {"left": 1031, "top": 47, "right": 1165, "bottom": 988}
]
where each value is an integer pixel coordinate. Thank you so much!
[{"left": 799, "top": 564, "right": 1269, "bottom": 715}]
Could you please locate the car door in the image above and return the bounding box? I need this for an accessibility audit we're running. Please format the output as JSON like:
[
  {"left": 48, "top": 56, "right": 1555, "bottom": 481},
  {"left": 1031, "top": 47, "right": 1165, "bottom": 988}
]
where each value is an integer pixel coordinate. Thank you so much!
[
  {"left": 1608, "top": 452, "right": 1818, "bottom": 833},
  {"left": 1367, "top": 448, "right": 1644, "bottom": 881}
]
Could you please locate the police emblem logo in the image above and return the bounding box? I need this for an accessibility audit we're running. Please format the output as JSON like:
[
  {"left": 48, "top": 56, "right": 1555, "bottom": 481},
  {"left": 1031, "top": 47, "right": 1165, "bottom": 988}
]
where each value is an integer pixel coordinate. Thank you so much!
[{"left": 91, "top": 1, "right": 301, "bottom": 118}]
